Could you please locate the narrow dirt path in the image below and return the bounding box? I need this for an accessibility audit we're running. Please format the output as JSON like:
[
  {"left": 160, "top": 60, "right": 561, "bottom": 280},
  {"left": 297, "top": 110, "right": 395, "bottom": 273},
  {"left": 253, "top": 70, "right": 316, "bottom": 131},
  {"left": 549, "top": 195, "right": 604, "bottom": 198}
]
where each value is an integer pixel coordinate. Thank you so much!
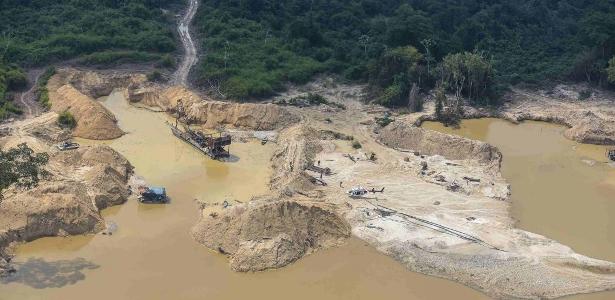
[
  {"left": 172, "top": 0, "right": 200, "bottom": 86},
  {"left": 17, "top": 69, "right": 43, "bottom": 117}
]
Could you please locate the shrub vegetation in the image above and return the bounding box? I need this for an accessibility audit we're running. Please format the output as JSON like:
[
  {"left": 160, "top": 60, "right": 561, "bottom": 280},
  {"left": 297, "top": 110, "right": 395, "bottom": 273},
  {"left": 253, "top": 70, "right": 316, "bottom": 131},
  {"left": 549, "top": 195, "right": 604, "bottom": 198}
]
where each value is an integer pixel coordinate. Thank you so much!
[
  {"left": 57, "top": 111, "right": 77, "bottom": 129},
  {"left": 0, "top": 143, "right": 49, "bottom": 199}
]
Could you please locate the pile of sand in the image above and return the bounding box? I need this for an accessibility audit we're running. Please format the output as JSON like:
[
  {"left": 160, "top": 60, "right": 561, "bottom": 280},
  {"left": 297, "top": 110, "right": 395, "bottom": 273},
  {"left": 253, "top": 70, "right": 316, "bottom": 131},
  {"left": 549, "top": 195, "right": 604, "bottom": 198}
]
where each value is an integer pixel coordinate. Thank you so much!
[
  {"left": 269, "top": 124, "right": 322, "bottom": 192},
  {"left": 47, "top": 73, "right": 124, "bottom": 140},
  {"left": 0, "top": 115, "right": 133, "bottom": 275},
  {"left": 0, "top": 143, "right": 132, "bottom": 235},
  {"left": 192, "top": 199, "right": 350, "bottom": 272},
  {"left": 508, "top": 87, "right": 615, "bottom": 145},
  {"left": 191, "top": 123, "right": 348, "bottom": 272}
]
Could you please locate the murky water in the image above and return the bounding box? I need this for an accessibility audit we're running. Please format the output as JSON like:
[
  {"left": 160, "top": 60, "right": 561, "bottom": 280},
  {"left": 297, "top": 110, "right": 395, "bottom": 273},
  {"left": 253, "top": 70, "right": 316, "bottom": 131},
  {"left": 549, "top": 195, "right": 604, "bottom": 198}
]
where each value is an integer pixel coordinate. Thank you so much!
[
  {"left": 0, "top": 91, "right": 486, "bottom": 300},
  {"left": 423, "top": 118, "right": 615, "bottom": 300}
]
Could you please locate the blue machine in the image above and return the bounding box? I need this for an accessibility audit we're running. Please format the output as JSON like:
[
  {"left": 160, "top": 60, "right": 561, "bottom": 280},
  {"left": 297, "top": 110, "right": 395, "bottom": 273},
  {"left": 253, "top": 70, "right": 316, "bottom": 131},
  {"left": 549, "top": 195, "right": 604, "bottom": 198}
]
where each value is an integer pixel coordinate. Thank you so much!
[{"left": 138, "top": 187, "right": 167, "bottom": 203}]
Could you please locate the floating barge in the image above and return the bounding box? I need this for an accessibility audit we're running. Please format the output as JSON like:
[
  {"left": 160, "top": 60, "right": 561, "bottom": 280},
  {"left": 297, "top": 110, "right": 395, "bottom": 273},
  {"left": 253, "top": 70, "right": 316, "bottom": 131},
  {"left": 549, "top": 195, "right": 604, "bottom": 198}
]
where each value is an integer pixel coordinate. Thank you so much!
[{"left": 169, "top": 123, "right": 231, "bottom": 160}]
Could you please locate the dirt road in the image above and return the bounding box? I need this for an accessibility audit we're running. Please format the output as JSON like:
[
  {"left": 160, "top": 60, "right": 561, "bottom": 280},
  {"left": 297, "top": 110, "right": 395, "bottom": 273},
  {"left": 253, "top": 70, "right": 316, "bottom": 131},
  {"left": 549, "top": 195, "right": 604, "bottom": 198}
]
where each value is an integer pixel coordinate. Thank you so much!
[
  {"left": 16, "top": 69, "right": 43, "bottom": 117},
  {"left": 172, "top": 0, "right": 199, "bottom": 86}
]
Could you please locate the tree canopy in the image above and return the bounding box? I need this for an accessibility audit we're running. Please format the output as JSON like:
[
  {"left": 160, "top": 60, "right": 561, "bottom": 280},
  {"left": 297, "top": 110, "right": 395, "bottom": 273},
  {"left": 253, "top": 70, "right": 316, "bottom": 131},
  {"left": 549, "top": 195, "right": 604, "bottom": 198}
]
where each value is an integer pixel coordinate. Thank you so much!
[
  {"left": 0, "top": 0, "right": 181, "bottom": 118},
  {"left": 194, "top": 0, "right": 615, "bottom": 103},
  {"left": 369, "top": 46, "right": 424, "bottom": 107},
  {"left": 0, "top": 63, "right": 26, "bottom": 119},
  {"left": 3, "top": 0, "right": 615, "bottom": 107},
  {"left": 441, "top": 52, "right": 494, "bottom": 104},
  {"left": 0, "top": 143, "right": 49, "bottom": 199},
  {"left": 0, "top": 0, "right": 182, "bottom": 66}
]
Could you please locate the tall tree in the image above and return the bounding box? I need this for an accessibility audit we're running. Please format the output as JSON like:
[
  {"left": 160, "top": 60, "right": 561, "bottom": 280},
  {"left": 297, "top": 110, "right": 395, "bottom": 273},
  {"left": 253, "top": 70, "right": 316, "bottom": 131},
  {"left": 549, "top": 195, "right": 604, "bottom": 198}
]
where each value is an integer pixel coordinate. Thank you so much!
[{"left": 441, "top": 52, "right": 494, "bottom": 104}]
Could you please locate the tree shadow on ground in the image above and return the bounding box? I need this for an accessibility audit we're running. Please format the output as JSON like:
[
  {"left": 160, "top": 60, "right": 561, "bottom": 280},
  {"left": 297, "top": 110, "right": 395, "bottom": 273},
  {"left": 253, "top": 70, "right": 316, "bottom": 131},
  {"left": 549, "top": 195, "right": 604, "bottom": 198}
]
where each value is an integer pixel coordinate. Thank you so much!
[{"left": 1, "top": 257, "right": 99, "bottom": 289}]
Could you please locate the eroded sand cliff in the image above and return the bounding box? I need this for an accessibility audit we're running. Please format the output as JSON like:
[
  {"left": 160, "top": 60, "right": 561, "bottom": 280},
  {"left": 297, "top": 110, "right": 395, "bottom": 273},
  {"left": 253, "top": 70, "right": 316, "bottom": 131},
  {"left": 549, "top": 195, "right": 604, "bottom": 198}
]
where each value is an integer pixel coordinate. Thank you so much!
[
  {"left": 0, "top": 113, "right": 132, "bottom": 276},
  {"left": 6, "top": 69, "right": 615, "bottom": 298},
  {"left": 188, "top": 79, "right": 615, "bottom": 298},
  {"left": 129, "top": 85, "right": 300, "bottom": 130}
]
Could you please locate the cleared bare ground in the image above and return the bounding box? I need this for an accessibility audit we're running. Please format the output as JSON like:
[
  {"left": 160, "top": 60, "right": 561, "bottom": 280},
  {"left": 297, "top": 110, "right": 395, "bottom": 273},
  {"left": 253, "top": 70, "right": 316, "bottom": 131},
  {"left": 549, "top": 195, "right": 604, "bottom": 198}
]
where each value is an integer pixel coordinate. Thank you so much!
[{"left": 2, "top": 71, "right": 615, "bottom": 299}]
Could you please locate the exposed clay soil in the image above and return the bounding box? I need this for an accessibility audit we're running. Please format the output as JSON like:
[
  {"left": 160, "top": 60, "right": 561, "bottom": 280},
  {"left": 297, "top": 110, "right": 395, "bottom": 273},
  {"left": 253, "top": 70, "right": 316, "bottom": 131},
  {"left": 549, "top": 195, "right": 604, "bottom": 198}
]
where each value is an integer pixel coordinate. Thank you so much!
[
  {"left": 192, "top": 123, "right": 349, "bottom": 272},
  {"left": 192, "top": 199, "right": 350, "bottom": 272},
  {"left": 409, "top": 84, "right": 615, "bottom": 146},
  {"left": 129, "top": 84, "right": 300, "bottom": 130},
  {"left": 43, "top": 68, "right": 300, "bottom": 139},
  {"left": 46, "top": 69, "right": 141, "bottom": 140},
  {"left": 4, "top": 69, "right": 615, "bottom": 299},
  {"left": 0, "top": 112, "right": 133, "bottom": 275},
  {"left": 378, "top": 122, "right": 502, "bottom": 171},
  {"left": 189, "top": 78, "right": 615, "bottom": 298}
]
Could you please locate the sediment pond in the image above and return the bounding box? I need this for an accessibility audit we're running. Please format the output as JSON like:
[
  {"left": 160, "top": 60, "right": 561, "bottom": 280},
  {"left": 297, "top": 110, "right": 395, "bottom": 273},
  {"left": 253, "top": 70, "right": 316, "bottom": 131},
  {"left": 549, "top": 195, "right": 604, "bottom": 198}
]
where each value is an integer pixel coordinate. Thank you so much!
[
  {"left": 424, "top": 118, "right": 615, "bottom": 300},
  {"left": 0, "top": 92, "right": 486, "bottom": 300}
]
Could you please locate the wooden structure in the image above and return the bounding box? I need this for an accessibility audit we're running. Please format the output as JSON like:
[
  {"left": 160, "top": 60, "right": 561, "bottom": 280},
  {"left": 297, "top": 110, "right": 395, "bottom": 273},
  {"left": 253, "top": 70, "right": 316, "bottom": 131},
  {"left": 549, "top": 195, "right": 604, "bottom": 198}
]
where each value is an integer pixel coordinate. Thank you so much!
[
  {"left": 169, "top": 99, "right": 231, "bottom": 160},
  {"left": 169, "top": 124, "right": 231, "bottom": 160}
]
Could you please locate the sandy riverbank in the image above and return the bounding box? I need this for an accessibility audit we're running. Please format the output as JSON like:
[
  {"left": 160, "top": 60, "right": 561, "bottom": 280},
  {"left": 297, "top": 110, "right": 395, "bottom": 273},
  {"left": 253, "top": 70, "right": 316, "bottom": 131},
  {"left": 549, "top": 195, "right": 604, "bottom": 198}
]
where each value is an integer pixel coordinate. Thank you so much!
[
  {"left": 3, "top": 70, "right": 615, "bottom": 299},
  {"left": 0, "top": 112, "right": 133, "bottom": 276}
]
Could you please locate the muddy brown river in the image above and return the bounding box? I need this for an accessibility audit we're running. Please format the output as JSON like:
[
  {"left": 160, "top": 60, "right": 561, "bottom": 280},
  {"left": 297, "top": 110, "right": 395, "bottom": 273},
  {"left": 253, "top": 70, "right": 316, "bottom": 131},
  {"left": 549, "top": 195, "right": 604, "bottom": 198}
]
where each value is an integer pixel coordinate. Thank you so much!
[
  {"left": 0, "top": 92, "right": 486, "bottom": 300},
  {"left": 424, "top": 118, "right": 615, "bottom": 300}
]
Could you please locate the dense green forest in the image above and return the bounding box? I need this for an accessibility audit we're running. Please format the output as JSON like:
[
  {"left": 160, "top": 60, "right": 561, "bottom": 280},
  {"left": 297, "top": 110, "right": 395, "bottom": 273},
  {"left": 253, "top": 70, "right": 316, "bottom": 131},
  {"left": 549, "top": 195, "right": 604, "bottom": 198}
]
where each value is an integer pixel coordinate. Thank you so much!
[
  {"left": 0, "top": 0, "right": 181, "bottom": 118},
  {"left": 0, "top": 0, "right": 182, "bottom": 66},
  {"left": 195, "top": 0, "right": 615, "bottom": 104},
  {"left": 3, "top": 0, "right": 615, "bottom": 115},
  {"left": 0, "top": 64, "right": 26, "bottom": 119}
]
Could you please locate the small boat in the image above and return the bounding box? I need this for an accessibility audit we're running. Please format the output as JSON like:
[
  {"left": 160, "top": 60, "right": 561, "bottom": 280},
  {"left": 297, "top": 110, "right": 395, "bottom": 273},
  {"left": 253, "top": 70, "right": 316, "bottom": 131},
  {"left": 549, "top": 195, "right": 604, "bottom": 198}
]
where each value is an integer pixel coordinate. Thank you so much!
[
  {"left": 138, "top": 186, "right": 168, "bottom": 203},
  {"left": 56, "top": 140, "right": 80, "bottom": 151}
]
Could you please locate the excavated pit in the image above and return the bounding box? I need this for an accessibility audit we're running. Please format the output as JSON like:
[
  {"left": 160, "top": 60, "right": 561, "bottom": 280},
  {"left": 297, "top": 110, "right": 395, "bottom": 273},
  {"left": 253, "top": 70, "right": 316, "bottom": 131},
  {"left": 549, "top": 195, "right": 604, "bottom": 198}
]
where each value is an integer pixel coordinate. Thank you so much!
[
  {"left": 3, "top": 69, "right": 615, "bottom": 299},
  {"left": 0, "top": 113, "right": 133, "bottom": 277},
  {"left": 0, "top": 90, "right": 488, "bottom": 300},
  {"left": 423, "top": 118, "right": 615, "bottom": 264}
]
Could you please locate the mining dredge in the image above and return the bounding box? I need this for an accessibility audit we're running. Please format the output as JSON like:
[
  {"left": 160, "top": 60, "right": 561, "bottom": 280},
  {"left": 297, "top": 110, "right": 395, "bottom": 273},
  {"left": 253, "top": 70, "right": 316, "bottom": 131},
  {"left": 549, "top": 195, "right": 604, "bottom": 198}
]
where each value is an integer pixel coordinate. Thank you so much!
[{"left": 168, "top": 100, "right": 231, "bottom": 160}]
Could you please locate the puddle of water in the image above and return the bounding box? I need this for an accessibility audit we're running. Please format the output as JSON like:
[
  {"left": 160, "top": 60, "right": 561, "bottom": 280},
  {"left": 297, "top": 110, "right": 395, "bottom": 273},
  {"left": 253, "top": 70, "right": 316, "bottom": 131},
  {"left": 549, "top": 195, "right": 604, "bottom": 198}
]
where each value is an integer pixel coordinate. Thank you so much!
[
  {"left": 423, "top": 118, "right": 615, "bottom": 300},
  {"left": 0, "top": 91, "right": 486, "bottom": 300}
]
